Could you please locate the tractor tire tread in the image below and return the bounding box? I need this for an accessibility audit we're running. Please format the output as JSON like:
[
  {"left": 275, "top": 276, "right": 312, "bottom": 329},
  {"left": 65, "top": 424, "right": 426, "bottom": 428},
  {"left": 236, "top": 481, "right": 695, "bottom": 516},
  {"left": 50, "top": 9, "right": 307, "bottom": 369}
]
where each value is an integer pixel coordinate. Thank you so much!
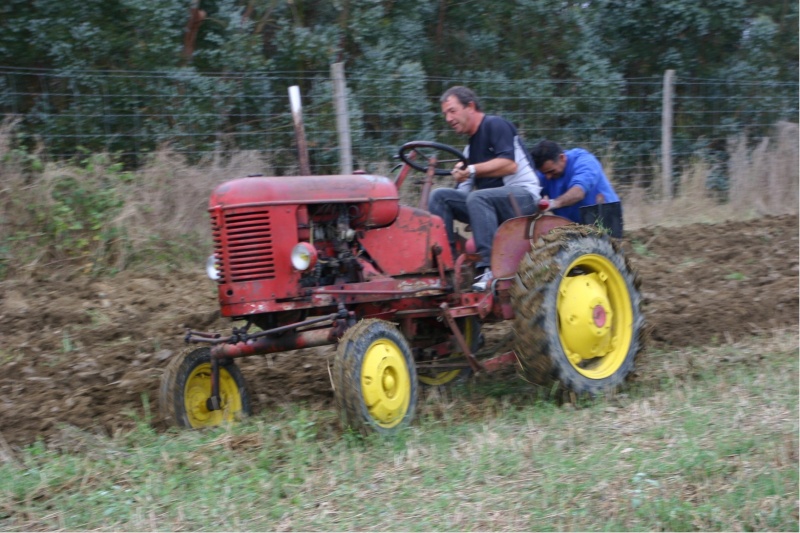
[{"left": 511, "top": 226, "right": 647, "bottom": 395}]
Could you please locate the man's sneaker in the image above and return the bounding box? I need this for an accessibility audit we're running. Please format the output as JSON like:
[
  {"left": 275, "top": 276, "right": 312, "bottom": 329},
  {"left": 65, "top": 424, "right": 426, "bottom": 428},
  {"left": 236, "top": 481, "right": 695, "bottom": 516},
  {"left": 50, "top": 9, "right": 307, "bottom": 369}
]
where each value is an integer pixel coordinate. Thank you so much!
[{"left": 472, "top": 268, "right": 493, "bottom": 291}]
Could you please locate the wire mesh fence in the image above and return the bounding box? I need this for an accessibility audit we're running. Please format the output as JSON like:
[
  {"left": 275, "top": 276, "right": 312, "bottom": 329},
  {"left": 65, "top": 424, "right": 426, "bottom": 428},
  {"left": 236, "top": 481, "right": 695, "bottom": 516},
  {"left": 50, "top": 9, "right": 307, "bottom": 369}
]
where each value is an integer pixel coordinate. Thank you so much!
[{"left": 1, "top": 66, "right": 797, "bottom": 188}]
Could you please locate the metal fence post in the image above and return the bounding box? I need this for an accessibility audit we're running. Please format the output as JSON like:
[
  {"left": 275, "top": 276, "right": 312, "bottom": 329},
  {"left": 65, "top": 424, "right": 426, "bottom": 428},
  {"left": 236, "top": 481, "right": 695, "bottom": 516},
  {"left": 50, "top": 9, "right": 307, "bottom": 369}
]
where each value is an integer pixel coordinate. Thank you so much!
[{"left": 331, "top": 62, "right": 352, "bottom": 174}]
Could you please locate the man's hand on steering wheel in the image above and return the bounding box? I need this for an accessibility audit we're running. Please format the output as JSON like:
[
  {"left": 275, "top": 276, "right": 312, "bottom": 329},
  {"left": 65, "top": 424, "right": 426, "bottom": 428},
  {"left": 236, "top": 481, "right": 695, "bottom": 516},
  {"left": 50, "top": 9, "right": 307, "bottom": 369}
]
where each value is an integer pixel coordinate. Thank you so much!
[{"left": 451, "top": 162, "right": 471, "bottom": 184}]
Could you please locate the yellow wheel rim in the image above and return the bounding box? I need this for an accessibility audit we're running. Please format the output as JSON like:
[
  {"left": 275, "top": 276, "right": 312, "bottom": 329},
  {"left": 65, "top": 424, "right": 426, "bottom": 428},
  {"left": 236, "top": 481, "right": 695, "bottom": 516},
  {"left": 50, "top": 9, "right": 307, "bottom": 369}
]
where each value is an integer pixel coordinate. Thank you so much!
[
  {"left": 184, "top": 363, "right": 243, "bottom": 428},
  {"left": 556, "top": 254, "right": 633, "bottom": 379},
  {"left": 361, "top": 338, "right": 411, "bottom": 428},
  {"left": 418, "top": 319, "right": 475, "bottom": 386}
]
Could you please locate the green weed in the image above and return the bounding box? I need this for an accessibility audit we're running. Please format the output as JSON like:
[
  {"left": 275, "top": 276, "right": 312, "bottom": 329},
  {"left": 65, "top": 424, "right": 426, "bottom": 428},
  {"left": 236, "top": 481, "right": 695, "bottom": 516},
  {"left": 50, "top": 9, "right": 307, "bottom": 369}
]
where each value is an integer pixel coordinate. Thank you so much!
[
  {"left": 631, "top": 239, "right": 654, "bottom": 257},
  {"left": 724, "top": 271, "right": 747, "bottom": 281}
]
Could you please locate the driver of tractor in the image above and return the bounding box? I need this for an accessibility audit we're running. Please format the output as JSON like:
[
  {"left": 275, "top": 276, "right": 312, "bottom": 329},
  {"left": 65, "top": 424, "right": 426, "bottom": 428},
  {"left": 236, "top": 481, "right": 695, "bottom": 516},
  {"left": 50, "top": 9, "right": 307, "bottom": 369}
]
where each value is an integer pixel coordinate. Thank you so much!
[
  {"left": 429, "top": 86, "right": 542, "bottom": 292},
  {"left": 531, "top": 140, "right": 623, "bottom": 237}
]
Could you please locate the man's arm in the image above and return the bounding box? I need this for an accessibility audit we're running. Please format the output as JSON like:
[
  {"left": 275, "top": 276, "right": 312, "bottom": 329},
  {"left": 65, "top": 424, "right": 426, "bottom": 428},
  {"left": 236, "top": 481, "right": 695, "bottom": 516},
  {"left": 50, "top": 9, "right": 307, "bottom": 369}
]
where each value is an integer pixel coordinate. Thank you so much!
[
  {"left": 453, "top": 158, "right": 517, "bottom": 183},
  {"left": 547, "top": 184, "right": 585, "bottom": 210}
]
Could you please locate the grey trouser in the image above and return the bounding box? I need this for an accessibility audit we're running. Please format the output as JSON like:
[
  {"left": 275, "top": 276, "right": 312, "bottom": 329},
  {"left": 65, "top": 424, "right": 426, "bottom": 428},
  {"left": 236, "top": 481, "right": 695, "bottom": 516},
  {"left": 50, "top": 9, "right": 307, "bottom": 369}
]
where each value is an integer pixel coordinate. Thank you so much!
[{"left": 429, "top": 186, "right": 536, "bottom": 269}]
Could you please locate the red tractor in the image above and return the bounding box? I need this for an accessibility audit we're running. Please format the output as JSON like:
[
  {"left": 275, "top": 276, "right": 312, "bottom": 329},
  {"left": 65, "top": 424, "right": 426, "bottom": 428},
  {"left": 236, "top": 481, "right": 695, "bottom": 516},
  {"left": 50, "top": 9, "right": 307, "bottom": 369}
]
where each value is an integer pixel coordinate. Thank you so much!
[{"left": 160, "top": 141, "right": 645, "bottom": 434}]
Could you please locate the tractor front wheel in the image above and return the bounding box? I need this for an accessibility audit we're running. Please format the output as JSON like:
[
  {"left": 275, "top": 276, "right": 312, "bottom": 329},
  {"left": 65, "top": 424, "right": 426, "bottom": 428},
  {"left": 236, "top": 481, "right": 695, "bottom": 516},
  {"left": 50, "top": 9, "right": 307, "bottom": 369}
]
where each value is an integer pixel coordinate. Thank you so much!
[
  {"left": 511, "top": 226, "right": 645, "bottom": 396},
  {"left": 160, "top": 347, "right": 251, "bottom": 428},
  {"left": 333, "top": 319, "right": 418, "bottom": 435}
]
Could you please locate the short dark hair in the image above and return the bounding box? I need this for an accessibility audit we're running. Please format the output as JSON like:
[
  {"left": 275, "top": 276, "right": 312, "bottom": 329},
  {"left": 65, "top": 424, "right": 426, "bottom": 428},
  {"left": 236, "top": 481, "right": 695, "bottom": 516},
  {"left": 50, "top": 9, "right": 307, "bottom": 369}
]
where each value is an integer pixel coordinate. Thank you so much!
[
  {"left": 531, "top": 140, "right": 564, "bottom": 168},
  {"left": 440, "top": 86, "right": 482, "bottom": 112}
]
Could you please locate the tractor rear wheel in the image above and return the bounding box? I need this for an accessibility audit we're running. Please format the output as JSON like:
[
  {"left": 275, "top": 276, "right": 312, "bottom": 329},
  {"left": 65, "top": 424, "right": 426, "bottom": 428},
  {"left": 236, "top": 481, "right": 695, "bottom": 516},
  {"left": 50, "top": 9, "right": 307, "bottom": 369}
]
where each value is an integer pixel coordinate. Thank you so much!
[
  {"left": 160, "top": 347, "right": 251, "bottom": 428},
  {"left": 511, "top": 226, "right": 645, "bottom": 396},
  {"left": 333, "top": 319, "right": 418, "bottom": 436}
]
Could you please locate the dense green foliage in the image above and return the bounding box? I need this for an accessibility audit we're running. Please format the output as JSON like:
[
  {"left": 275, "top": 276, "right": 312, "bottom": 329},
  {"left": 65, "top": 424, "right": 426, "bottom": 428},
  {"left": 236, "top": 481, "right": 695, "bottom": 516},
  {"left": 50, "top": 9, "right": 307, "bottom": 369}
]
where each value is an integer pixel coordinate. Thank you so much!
[
  {"left": 0, "top": 0, "right": 797, "bottom": 178},
  {"left": 2, "top": 0, "right": 795, "bottom": 80}
]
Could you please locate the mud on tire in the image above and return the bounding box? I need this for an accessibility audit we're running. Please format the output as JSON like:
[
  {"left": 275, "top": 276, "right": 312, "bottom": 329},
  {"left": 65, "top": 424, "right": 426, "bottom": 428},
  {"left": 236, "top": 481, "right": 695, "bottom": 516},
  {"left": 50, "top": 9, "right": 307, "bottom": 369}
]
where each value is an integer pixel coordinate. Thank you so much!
[{"left": 511, "top": 226, "right": 645, "bottom": 396}]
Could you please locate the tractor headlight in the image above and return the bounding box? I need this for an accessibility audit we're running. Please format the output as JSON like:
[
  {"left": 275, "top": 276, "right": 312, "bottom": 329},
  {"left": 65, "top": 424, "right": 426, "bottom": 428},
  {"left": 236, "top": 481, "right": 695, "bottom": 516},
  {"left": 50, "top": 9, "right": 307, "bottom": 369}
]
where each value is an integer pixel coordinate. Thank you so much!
[
  {"left": 205, "top": 254, "right": 220, "bottom": 280},
  {"left": 291, "top": 242, "right": 317, "bottom": 271}
]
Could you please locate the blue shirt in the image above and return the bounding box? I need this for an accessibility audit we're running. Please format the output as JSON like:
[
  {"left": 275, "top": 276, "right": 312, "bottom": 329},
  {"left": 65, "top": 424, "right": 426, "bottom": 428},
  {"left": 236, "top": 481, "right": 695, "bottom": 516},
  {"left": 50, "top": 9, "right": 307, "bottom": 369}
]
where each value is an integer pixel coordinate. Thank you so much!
[{"left": 536, "top": 148, "right": 620, "bottom": 223}]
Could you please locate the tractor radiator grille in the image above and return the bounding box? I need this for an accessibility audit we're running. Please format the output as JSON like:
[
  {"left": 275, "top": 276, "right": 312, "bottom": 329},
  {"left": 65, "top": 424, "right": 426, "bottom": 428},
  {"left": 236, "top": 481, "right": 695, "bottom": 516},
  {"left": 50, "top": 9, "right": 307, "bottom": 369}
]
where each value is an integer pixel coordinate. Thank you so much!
[{"left": 212, "top": 208, "right": 276, "bottom": 282}]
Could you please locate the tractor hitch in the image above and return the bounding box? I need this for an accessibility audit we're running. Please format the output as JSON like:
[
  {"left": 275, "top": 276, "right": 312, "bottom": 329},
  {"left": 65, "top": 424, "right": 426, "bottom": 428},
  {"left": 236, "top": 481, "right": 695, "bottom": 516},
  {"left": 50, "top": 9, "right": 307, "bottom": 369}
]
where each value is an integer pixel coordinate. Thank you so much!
[
  {"left": 184, "top": 308, "right": 355, "bottom": 361},
  {"left": 185, "top": 312, "right": 342, "bottom": 346},
  {"left": 440, "top": 302, "right": 486, "bottom": 374}
]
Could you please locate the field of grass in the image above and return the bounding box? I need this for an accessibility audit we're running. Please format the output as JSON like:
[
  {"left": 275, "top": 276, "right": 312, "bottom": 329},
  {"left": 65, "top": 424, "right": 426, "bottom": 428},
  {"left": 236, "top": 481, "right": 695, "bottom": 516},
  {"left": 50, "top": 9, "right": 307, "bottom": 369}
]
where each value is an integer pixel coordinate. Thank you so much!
[{"left": 0, "top": 331, "right": 796, "bottom": 531}]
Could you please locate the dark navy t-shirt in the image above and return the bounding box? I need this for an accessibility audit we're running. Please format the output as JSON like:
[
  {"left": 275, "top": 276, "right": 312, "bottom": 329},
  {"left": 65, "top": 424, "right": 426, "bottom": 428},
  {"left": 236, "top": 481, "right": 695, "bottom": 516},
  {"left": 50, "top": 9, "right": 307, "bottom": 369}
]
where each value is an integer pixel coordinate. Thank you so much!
[{"left": 466, "top": 115, "right": 517, "bottom": 190}]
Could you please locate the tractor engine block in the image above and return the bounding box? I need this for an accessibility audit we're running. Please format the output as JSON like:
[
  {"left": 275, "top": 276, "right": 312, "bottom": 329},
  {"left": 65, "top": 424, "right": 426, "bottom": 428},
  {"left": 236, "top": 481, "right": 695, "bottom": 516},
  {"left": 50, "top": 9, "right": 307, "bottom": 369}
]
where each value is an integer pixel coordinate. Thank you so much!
[{"left": 207, "top": 174, "right": 401, "bottom": 318}]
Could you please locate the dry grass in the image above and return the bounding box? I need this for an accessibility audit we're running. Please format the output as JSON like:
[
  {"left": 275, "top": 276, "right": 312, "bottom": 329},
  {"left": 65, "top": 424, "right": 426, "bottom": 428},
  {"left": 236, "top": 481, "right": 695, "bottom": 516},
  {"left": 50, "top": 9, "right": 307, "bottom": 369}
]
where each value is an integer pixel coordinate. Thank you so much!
[
  {"left": 1, "top": 120, "right": 797, "bottom": 279},
  {"left": 0, "top": 132, "right": 274, "bottom": 277},
  {"left": 622, "top": 122, "right": 799, "bottom": 229},
  {"left": 728, "top": 121, "right": 800, "bottom": 215},
  {"left": 113, "top": 148, "right": 270, "bottom": 266}
]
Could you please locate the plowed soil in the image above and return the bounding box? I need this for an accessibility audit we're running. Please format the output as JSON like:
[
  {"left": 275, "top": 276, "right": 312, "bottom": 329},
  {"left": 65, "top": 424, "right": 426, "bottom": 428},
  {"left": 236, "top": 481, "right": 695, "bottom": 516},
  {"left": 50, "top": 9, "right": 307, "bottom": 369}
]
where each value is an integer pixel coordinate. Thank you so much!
[{"left": 0, "top": 215, "right": 797, "bottom": 448}]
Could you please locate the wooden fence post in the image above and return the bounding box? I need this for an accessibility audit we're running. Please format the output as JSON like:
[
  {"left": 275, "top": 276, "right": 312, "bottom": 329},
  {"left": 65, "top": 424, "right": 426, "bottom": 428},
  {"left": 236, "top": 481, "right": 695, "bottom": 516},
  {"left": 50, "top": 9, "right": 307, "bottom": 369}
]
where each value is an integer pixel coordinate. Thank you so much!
[
  {"left": 661, "top": 69, "right": 675, "bottom": 199},
  {"left": 331, "top": 62, "right": 353, "bottom": 174}
]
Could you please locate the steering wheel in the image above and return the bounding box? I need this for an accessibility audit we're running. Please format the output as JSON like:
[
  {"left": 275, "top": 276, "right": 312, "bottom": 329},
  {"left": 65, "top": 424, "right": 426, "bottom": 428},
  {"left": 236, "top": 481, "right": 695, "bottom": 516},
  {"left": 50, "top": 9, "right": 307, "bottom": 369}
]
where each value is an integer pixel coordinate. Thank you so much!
[{"left": 398, "top": 141, "right": 468, "bottom": 176}]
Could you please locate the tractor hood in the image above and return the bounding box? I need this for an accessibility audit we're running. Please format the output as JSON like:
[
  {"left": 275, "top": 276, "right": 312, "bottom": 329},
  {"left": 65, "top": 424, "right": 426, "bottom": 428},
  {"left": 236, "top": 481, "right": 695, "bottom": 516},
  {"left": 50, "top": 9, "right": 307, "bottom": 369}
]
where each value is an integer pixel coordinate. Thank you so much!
[{"left": 209, "top": 174, "right": 401, "bottom": 228}]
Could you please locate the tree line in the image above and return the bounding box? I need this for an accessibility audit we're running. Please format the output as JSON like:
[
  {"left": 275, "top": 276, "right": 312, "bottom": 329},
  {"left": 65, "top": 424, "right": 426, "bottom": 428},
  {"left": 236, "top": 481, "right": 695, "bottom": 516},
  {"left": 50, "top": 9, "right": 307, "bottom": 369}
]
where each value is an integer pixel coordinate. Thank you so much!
[
  {"left": 0, "top": 0, "right": 797, "bottom": 182},
  {"left": 3, "top": 0, "right": 796, "bottom": 81}
]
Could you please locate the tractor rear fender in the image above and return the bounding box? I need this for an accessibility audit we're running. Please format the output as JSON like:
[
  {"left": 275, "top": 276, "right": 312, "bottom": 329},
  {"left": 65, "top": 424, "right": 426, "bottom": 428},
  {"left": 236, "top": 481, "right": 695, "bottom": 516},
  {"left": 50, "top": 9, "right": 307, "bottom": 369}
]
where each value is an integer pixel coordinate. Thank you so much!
[{"left": 490, "top": 215, "right": 574, "bottom": 279}]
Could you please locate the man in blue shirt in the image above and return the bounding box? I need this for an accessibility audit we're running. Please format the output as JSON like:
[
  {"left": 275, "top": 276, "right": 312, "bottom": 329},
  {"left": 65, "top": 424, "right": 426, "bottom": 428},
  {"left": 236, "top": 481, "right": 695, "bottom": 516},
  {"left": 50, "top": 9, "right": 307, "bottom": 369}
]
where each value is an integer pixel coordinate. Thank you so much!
[
  {"left": 430, "top": 86, "right": 541, "bottom": 291},
  {"left": 531, "top": 140, "right": 622, "bottom": 235}
]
